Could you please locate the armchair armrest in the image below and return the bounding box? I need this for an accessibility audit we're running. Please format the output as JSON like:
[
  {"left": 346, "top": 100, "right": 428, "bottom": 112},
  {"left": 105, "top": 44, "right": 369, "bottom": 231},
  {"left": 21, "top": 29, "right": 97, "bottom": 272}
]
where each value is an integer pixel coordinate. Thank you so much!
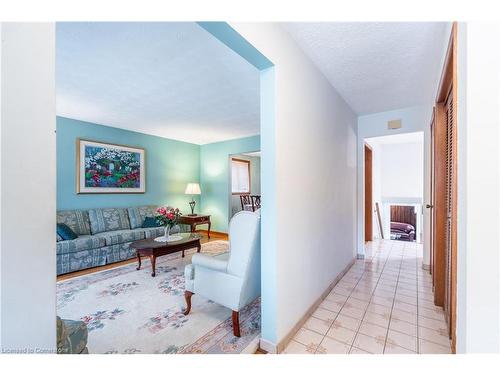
[{"left": 192, "top": 253, "right": 228, "bottom": 272}]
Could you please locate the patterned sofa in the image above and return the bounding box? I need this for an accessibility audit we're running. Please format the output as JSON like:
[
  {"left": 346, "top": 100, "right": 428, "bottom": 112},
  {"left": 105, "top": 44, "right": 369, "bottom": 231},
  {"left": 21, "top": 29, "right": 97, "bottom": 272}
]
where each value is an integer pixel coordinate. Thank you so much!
[{"left": 56, "top": 205, "right": 184, "bottom": 275}]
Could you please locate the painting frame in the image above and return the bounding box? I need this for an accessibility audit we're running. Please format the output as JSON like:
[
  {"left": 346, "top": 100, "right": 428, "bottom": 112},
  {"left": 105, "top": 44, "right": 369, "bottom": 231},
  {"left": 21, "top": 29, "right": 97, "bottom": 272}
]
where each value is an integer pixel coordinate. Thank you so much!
[{"left": 76, "top": 139, "right": 146, "bottom": 194}]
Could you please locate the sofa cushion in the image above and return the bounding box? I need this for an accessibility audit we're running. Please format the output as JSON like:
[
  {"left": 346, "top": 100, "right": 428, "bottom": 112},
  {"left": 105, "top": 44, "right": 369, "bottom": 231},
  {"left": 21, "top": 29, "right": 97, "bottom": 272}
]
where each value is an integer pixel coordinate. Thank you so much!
[
  {"left": 128, "top": 205, "right": 159, "bottom": 229},
  {"left": 57, "top": 223, "right": 78, "bottom": 241},
  {"left": 143, "top": 226, "right": 164, "bottom": 239},
  {"left": 88, "top": 207, "right": 131, "bottom": 234},
  {"left": 56, "top": 235, "right": 106, "bottom": 255},
  {"left": 142, "top": 216, "right": 159, "bottom": 228},
  {"left": 57, "top": 210, "right": 91, "bottom": 236},
  {"left": 98, "top": 228, "right": 145, "bottom": 246}
]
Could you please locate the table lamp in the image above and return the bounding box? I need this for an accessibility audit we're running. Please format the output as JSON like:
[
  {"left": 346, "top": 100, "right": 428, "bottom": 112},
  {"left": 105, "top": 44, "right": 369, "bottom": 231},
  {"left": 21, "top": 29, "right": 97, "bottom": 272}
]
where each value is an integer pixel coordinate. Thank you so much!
[{"left": 185, "top": 183, "right": 201, "bottom": 216}]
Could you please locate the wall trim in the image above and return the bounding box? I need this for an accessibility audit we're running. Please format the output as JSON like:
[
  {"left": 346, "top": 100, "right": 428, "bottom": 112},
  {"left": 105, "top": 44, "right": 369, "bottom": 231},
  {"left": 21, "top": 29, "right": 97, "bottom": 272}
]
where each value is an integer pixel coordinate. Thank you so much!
[
  {"left": 259, "top": 338, "right": 277, "bottom": 354},
  {"left": 271, "top": 258, "right": 356, "bottom": 354}
]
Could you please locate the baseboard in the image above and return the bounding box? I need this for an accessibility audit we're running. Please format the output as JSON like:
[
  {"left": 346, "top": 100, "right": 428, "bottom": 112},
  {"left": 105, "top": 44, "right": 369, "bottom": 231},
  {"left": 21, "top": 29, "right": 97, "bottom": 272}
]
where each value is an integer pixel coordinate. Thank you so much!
[
  {"left": 259, "top": 338, "right": 277, "bottom": 354},
  {"left": 275, "top": 258, "right": 356, "bottom": 354},
  {"left": 422, "top": 263, "right": 430, "bottom": 271}
]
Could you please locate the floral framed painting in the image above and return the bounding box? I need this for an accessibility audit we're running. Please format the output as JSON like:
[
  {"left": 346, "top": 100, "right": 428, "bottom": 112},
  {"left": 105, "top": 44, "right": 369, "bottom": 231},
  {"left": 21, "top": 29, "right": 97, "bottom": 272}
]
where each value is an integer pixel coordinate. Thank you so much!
[{"left": 77, "top": 139, "right": 146, "bottom": 194}]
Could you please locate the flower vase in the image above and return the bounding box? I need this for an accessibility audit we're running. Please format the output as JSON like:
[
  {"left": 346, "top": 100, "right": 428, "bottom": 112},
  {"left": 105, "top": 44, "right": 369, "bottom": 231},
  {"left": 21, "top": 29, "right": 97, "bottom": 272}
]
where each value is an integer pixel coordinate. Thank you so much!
[{"left": 164, "top": 226, "right": 171, "bottom": 242}]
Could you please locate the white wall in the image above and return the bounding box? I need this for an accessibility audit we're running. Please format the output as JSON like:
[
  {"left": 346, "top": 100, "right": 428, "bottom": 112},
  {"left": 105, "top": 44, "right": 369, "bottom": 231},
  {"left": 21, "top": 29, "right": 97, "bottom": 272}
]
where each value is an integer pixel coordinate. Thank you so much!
[
  {"left": 357, "top": 106, "right": 432, "bottom": 261},
  {"left": 380, "top": 142, "right": 423, "bottom": 199},
  {"left": 231, "top": 23, "right": 357, "bottom": 349},
  {"left": 456, "top": 22, "right": 500, "bottom": 353},
  {"left": 0, "top": 23, "right": 57, "bottom": 352}
]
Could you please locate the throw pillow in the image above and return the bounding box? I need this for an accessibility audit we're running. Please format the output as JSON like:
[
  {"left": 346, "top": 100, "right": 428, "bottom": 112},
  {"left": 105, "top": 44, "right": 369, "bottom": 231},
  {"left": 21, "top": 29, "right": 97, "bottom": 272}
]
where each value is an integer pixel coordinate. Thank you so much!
[
  {"left": 142, "top": 216, "right": 159, "bottom": 228},
  {"left": 57, "top": 223, "right": 78, "bottom": 241}
]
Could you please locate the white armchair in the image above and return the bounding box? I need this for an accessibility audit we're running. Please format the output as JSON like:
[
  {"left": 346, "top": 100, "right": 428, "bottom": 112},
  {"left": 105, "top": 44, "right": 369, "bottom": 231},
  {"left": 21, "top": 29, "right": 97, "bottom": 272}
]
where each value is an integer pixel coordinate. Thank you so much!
[{"left": 183, "top": 211, "right": 261, "bottom": 337}]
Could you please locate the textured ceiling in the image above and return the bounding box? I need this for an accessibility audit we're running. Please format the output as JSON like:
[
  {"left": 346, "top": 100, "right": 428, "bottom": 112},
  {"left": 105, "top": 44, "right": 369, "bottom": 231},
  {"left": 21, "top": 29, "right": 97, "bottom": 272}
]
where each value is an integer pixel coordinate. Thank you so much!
[
  {"left": 284, "top": 22, "right": 449, "bottom": 114},
  {"left": 56, "top": 22, "right": 260, "bottom": 145}
]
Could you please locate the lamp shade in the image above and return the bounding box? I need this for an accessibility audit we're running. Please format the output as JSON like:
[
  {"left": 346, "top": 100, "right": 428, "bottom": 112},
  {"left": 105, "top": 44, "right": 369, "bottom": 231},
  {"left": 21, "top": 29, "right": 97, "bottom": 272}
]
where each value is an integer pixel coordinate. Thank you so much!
[{"left": 185, "top": 183, "right": 201, "bottom": 195}]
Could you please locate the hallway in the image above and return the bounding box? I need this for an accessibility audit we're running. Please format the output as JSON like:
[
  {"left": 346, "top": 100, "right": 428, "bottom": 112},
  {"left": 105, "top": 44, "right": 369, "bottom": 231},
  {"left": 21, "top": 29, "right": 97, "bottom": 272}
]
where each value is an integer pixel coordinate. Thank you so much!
[{"left": 284, "top": 239, "right": 452, "bottom": 354}]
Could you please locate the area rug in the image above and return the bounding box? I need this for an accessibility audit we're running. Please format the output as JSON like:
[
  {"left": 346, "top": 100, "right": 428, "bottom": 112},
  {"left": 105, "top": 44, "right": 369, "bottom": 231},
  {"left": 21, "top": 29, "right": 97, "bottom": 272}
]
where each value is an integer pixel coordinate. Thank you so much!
[{"left": 56, "top": 240, "right": 261, "bottom": 354}]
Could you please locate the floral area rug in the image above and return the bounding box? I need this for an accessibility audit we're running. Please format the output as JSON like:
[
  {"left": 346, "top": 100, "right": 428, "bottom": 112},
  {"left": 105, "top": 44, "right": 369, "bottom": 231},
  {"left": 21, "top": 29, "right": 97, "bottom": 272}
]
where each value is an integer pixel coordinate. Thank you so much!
[{"left": 57, "top": 240, "right": 261, "bottom": 354}]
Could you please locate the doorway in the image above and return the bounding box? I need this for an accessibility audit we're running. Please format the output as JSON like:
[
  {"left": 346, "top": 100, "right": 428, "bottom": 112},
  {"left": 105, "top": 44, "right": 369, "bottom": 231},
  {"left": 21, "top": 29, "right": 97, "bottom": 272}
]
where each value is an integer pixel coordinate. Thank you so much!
[{"left": 364, "top": 132, "right": 425, "bottom": 244}]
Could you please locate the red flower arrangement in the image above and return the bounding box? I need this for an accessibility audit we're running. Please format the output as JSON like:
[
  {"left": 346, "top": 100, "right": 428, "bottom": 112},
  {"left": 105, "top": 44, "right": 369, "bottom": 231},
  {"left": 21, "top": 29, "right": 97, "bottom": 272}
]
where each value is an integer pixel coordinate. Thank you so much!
[{"left": 155, "top": 206, "right": 181, "bottom": 228}]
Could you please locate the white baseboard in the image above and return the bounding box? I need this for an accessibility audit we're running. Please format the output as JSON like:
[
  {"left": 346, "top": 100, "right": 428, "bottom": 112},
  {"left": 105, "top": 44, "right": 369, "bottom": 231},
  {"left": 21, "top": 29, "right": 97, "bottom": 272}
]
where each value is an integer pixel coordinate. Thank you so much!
[{"left": 259, "top": 338, "right": 277, "bottom": 354}]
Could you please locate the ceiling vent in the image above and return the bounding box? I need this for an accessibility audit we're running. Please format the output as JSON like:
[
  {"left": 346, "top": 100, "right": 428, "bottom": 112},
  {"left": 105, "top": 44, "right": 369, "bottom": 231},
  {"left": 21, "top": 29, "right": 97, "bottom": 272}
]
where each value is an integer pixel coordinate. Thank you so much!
[{"left": 388, "top": 119, "right": 402, "bottom": 130}]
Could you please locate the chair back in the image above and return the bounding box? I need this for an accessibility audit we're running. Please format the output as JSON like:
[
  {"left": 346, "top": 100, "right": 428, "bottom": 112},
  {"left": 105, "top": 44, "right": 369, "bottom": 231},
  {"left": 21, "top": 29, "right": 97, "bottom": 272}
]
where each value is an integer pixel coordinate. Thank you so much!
[
  {"left": 251, "top": 195, "right": 261, "bottom": 210},
  {"left": 227, "top": 211, "right": 260, "bottom": 278},
  {"left": 240, "top": 194, "right": 252, "bottom": 211}
]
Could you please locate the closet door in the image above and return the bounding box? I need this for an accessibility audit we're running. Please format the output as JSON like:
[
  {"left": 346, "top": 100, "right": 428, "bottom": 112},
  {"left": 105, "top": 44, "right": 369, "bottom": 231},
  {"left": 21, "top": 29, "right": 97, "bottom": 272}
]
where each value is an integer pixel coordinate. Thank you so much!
[{"left": 444, "top": 88, "right": 457, "bottom": 339}]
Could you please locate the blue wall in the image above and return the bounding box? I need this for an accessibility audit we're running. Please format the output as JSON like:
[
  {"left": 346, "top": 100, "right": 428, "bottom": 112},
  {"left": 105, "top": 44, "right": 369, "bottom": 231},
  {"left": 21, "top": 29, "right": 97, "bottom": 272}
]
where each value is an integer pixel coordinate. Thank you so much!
[
  {"left": 57, "top": 117, "right": 200, "bottom": 213},
  {"left": 200, "top": 135, "right": 260, "bottom": 232}
]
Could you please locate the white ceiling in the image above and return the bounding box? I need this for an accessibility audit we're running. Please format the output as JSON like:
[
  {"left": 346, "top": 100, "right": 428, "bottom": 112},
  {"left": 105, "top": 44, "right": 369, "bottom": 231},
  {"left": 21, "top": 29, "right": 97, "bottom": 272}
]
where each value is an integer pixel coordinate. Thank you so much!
[
  {"left": 56, "top": 22, "right": 260, "bottom": 145},
  {"left": 284, "top": 22, "right": 449, "bottom": 115}
]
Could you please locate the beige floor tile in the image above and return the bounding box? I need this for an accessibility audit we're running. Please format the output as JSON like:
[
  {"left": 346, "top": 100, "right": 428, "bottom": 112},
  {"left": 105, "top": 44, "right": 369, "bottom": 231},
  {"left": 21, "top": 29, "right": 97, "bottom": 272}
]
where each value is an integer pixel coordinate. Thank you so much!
[
  {"left": 283, "top": 340, "right": 312, "bottom": 354},
  {"left": 358, "top": 321, "right": 388, "bottom": 339},
  {"left": 419, "top": 339, "right": 451, "bottom": 354},
  {"left": 304, "top": 316, "right": 331, "bottom": 335},
  {"left": 384, "top": 344, "right": 416, "bottom": 354},
  {"left": 317, "top": 337, "right": 351, "bottom": 354},
  {"left": 312, "top": 307, "right": 337, "bottom": 322},
  {"left": 350, "top": 291, "right": 373, "bottom": 301},
  {"left": 326, "top": 325, "right": 356, "bottom": 345},
  {"left": 396, "top": 288, "right": 417, "bottom": 298},
  {"left": 373, "top": 289, "right": 395, "bottom": 298},
  {"left": 346, "top": 297, "right": 369, "bottom": 310},
  {"left": 293, "top": 328, "right": 324, "bottom": 347},
  {"left": 340, "top": 305, "right": 365, "bottom": 320},
  {"left": 419, "top": 306, "right": 446, "bottom": 321},
  {"left": 371, "top": 295, "right": 394, "bottom": 307},
  {"left": 391, "top": 308, "right": 417, "bottom": 325},
  {"left": 418, "top": 326, "right": 451, "bottom": 347},
  {"left": 320, "top": 299, "right": 343, "bottom": 313},
  {"left": 395, "top": 295, "right": 417, "bottom": 306},
  {"left": 418, "top": 315, "right": 447, "bottom": 331},
  {"left": 366, "top": 302, "right": 392, "bottom": 316},
  {"left": 363, "top": 311, "right": 390, "bottom": 328},
  {"left": 326, "top": 292, "right": 348, "bottom": 304},
  {"left": 386, "top": 330, "right": 417, "bottom": 352},
  {"left": 389, "top": 318, "right": 417, "bottom": 337},
  {"left": 394, "top": 300, "right": 417, "bottom": 313},
  {"left": 333, "top": 314, "right": 362, "bottom": 331},
  {"left": 353, "top": 333, "right": 385, "bottom": 354},
  {"left": 418, "top": 298, "right": 438, "bottom": 309},
  {"left": 350, "top": 346, "right": 371, "bottom": 354}
]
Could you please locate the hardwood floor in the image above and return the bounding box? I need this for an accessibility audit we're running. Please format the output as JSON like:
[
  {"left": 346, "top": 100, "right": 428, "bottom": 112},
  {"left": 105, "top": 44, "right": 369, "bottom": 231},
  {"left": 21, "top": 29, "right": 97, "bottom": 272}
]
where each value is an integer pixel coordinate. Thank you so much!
[{"left": 56, "top": 230, "right": 228, "bottom": 282}]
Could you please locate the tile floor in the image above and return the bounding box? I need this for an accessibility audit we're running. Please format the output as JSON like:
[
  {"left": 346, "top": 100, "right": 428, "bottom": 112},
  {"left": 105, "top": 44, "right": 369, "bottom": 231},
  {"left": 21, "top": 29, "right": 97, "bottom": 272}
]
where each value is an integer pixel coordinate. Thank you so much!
[{"left": 283, "top": 239, "right": 452, "bottom": 354}]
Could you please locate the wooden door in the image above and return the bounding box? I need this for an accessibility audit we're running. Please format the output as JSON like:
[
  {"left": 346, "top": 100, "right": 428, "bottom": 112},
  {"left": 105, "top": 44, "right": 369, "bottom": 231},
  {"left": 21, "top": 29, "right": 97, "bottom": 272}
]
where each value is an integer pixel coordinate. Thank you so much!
[
  {"left": 430, "top": 23, "right": 458, "bottom": 352},
  {"left": 364, "top": 144, "right": 373, "bottom": 242},
  {"left": 429, "top": 109, "right": 435, "bottom": 274}
]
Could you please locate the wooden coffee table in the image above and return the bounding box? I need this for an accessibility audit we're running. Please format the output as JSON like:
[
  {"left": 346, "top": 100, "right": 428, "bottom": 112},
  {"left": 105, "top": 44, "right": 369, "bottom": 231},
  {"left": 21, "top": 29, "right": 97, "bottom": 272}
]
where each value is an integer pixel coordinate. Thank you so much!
[{"left": 130, "top": 233, "right": 201, "bottom": 277}]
